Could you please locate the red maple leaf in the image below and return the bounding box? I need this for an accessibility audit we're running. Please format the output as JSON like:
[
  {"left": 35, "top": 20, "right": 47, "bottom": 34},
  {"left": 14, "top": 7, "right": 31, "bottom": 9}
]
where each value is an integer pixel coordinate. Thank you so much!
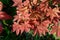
[{"left": 46, "top": 7, "right": 60, "bottom": 20}]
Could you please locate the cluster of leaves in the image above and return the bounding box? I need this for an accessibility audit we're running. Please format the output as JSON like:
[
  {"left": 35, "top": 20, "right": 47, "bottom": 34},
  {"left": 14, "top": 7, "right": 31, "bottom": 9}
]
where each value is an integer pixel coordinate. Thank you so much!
[
  {"left": 12, "top": 0, "right": 60, "bottom": 37},
  {"left": 0, "top": 0, "right": 60, "bottom": 40}
]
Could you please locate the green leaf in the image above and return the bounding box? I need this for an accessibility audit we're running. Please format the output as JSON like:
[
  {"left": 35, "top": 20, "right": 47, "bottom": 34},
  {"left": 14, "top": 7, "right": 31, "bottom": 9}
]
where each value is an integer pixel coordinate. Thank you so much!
[
  {"left": 1, "top": 0, "right": 13, "bottom": 6},
  {"left": 58, "top": 4, "right": 60, "bottom": 7},
  {"left": 3, "top": 7, "right": 16, "bottom": 16},
  {"left": 34, "top": 34, "right": 40, "bottom": 40}
]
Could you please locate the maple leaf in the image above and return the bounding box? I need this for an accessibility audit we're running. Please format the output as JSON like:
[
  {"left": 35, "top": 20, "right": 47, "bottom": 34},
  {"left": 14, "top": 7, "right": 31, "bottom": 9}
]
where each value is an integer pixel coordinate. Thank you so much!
[
  {"left": 57, "top": 26, "right": 60, "bottom": 37},
  {"left": 33, "top": 20, "right": 51, "bottom": 36},
  {"left": 50, "top": 24, "right": 60, "bottom": 37},
  {"left": 12, "top": 0, "right": 22, "bottom": 6},
  {"left": 50, "top": 19, "right": 60, "bottom": 37},
  {"left": 46, "top": 7, "right": 60, "bottom": 20},
  {"left": 13, "top": 21, "right": 31, "bottom": 35},
  {"left": 12, "top": 0, "right": 60, "bottom": 36},
  {"left": 20, "top": 21, "right": 31, "bottom": 34}
]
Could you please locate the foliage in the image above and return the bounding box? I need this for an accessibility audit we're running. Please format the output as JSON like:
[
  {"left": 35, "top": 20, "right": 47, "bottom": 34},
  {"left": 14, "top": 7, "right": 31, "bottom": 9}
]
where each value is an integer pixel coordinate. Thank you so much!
[{"left": 0, "top": 0, "right": 60, "bottom": 40}]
